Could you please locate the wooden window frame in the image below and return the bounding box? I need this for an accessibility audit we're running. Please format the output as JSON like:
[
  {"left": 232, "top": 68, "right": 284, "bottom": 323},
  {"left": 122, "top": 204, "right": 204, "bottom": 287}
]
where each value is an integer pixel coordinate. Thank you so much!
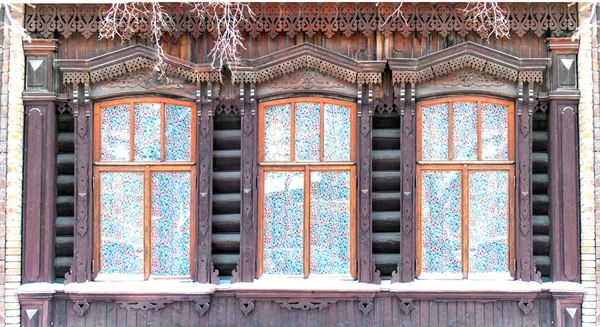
[
  {"left": 415, "top": 96, "right": 515, "bottom": 279},
  {"left": 92, "top": 98, "right": 197, "bottom": 280},
  {"left": 257, "top": 97, "right": 357, "bottom": 279}
]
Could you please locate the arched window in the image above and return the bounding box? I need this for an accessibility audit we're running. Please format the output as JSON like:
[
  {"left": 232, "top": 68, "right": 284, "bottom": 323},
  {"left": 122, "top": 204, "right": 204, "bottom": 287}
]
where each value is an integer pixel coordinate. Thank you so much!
[
  {"left": 92, "top": 98, "right": 196, "bottom": 280},
  {"left": 416, "top": 96, "right": 515, "bottom": 279},
  {"left": 257, "top": 98, "right": 356, "bottom": 278}
]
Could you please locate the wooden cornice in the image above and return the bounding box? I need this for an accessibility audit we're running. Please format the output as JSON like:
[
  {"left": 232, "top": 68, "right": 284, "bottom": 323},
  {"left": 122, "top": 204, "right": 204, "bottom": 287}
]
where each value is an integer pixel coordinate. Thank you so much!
[
  {"left": 56, "top": 44, "right": 221, "bottom": 85},
  {"left": 229, "top": 43, "right": 386, "bottom": 85},
  {"left": 388, "top": 42, "right": 550, "bottom": 84}
]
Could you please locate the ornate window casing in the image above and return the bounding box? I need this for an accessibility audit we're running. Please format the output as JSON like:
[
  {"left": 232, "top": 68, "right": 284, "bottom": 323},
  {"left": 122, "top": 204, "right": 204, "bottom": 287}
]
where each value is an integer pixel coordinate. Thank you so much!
[
  {"left": 415, "top": 97, "right": 515, "bottom": 279},
  {"left": 257, "top": 98, "right": 357, "bottom": 278},
  {"left": 92, "top": 97, "right": 197, "bottom": 280}
]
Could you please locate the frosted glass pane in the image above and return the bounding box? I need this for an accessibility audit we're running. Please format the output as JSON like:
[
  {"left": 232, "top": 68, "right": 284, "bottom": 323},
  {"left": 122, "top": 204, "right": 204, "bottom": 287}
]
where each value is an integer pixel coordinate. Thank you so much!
[
  {"left": 452, "top": 102, "right": 477, "bottom": 160},
  {"left": 101, "top": 105, "right": 130, "bottom": 161},
  {"left": 134, "top": 103, "right": 161, "bottom": 161},
  {"left": 263, "top": 171, "right": 304, "bottom": 275},
  {"left": 422, "top": 104, "right": 449, "bottom": 160},
  {"left": 324, "top": 104, "right": 351, "bottom": 161},
  {"left": 165, "top": 105, "right": 192, "bottom": 161},
  {"left": 421, "top": 170, "right": 462, "bottom": 275},
  {"left": 99, "top": 172, "right": 144, "bottom": 276},
  {"left": 264, "top": 105, "right": 291, "bottom": 161},
  {"left": 481, "top": 104, "right": 509, "bottom": 160},
  {"left": 469, "top": 171, "right": 509, "bottom": 274},
  {"left": 310, "top": 171, "right": 351, "bottom": 275},
  {"left": 295, "top": 103, "right": 320, "bottom": 161}
]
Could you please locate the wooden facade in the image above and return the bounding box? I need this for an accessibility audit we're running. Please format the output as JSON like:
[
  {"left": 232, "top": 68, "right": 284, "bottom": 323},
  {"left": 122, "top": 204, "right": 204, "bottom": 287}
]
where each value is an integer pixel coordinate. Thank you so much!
[{"left": 18, "top": 3, "right": 584, "bottom": 326}]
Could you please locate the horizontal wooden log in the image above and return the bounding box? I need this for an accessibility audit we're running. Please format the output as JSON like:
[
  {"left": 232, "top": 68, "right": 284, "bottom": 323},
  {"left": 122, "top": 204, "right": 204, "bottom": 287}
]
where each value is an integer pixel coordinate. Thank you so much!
[
  {"left": 372, "top": 171, "right": 401, "bottom": 192},
  {"left": 373, "top": 113, "right": 400, "bottom": 129},
  {"left": 533, "top": 235, "right": 550, "bottom": 256},
  {"left": 56, "top": 195, "right": 74, "bottom": 216},
  {"left": 213, "top": 171, "right": 240, "bottom": 194},
  {"left": 373, "top": 253, "right": 401, "bottom": 277},
  {"left": 54, "top": 256, "right": 73, "bottom": 278},
  {"left": 532, "top": 131, "right": 547, "bottom": 152},
  {"left": 532, "top": 152, "right": 548, "bottom": 174},
  {"left": 55, "top": 236, "right": 74, "bottom": 257},
  {"left": 372, "top": 192, "right": 401, "bottom": 212},
  {"left": 55, "top": 216, "right": 74, "bottom": 236},
  {"left": 213, "top": 214, "right": 240, "bottom": 233},
  {"left": 57, "top": 175, "right": 74, "bottom": 195},
  {"left": 212, "top": 253, "right": 240, "bottom": 276},
  {"left": 532, "top": 215, "right": 550, "bottom": 235},
  {"left": 58, "top": 132, "right": 74, "bottom": 153},
  {"left": 534, "top": 255, "right": 551, "bottom": 277},
  {"left": 214, "top": 130, "right": 241, "bottom": 151},
  {"left": 373, "top": 129, "right": 400, "bottom": 150},
  {"left": 372, "top": 211, "right": 401, "bottom": 233},
  {"left": 56, "top": 154, "right": 74, "bottom": 175},
  {"left": 372, "top": 150, "right": 401, "bottom": 171},
  {"left": 212, "top": 233, "right": 240, "bottom": 253},
  {"left": 214, "top": 114, "right": 241, "bottom": 130},
  {"left": 532, "top": 194, "right": 549, "bottom": 215},
  {"left": 57, "top": 114, "right": 74, "bottom": 131},
  {"left": 532, "top": 174, "right": 548, "bottom": 194},
  {"left": 372, "top": 232, "right": 400, "bottom": 254},
  {"left": 213, "top": 150, "right": 241, "bottom": 172},
  {"left": 212, "top": 193, "right": 241, "bottom": 215},
  {"left": 532, "top": 112, "right": 547, "bottom": 131}
]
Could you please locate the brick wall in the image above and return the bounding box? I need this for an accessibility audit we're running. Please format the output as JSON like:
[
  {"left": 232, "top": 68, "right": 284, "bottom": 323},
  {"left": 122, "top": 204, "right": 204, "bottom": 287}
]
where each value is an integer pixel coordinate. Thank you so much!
[{"left": 0, "top": 5, "right": 25, "bottom": 327}]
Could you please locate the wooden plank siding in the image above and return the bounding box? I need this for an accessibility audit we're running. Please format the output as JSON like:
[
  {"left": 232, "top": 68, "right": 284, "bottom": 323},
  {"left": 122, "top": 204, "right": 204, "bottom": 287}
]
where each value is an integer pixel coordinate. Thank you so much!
[{"left": 49, "top": 296, "right": 555, "bottom": 327}]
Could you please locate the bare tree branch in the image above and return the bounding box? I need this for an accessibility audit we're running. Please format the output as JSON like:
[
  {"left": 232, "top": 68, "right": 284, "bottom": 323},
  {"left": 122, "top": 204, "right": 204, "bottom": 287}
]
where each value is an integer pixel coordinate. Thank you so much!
[
  {"left": 571, "top": 2, "right": 597, "bottom": 40},
  {"left": 464, "top": 2, "right": 510, "bottom": 39},
  {"left": 0, "top": 3, "right": 31, "bottom": 43}
]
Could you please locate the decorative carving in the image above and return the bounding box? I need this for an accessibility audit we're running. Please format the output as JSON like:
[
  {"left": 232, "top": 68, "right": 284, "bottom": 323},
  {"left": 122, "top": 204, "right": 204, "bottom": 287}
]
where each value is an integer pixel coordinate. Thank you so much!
[
  {"left": 399, "top": 299, "right": 415, "bottom": 315},
  {"left": 518, "top": 71, "right": 544, "bottom": 83},
  {"left": 518, "top": 299, "right": 534, "bottom": 316},
  {"left": 63, "top": 72, "right": 90, "bottom": 85},
  {"left": 239, "top": 299, "right": 254, "bottom": 316},
  {"left": 427, "top": 68, "right": 505, "bottom": 87},
  {"left": 117, "top": 300, "right": 174, "bottom": 311},
  {"left": 557, "top": 55, "right": 577, "bottom": 88},
  {"left": 194, "top": 300, "right": 210, "bottom": 316},
  {"left": 99, "top": 69, "right": 195, "bottom": 94},
  {"left": 72, "top": 299, "right": 89, "bottom": 317},
  {"left": 277, "top": 301, "right": 336, "bottom": 311},
  {"left": 358, "top": 299, "right": 373, "bottom": 315},
  {"left": 266, "top": 69, "right": 344, "bottom": 90},
  {"left": 26, "top": 57, "right": 48, "bottom": 89}
]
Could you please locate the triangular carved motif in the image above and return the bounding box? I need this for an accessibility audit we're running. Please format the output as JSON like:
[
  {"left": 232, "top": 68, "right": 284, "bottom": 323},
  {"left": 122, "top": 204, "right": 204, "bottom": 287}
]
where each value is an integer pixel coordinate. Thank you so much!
[
  {"left": 560, "top": 58, "right": 574, "bottom": 71},
  {"left": 29, "top": 59, "right": 43, "bottom": 71},
  {"left": 26, "top": 309, "right": 38, "bottom": 320},
  {"left": 566, "top": 307, "right": 577, "bottom": 318}
]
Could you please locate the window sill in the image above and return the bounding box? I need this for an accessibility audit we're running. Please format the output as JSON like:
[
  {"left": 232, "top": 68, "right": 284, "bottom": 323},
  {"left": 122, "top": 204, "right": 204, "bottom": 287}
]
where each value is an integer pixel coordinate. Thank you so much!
[{"left": 18, "top": 281, "right": 216, "bottom": 297}]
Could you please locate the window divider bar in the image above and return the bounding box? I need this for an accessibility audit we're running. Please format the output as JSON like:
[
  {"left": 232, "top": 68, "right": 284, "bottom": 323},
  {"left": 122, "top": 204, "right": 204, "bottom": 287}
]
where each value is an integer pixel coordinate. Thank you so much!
[
  {"left": 303, "top": 166, "right": 311, "bottom": 279},
  {"left": 160, "top": 103, "right": 165, "bottom": 162},
  {"left": 448, "top": 101, "right": 453, "bottom": 160},
  {"left": 130, "top": 101, "right": 134, "bottom": 162},
  {"left": 320, "top": 101, "right": 324, "bottom": 162},
  {"left": 290, "top": 102, "right": 295, "bottom": 162},
  {"left": 144, "top": 165, "right": 151, "bottom": 280},
  {"left": 461, "top": 164, "right": 469, "bottom": 279}
]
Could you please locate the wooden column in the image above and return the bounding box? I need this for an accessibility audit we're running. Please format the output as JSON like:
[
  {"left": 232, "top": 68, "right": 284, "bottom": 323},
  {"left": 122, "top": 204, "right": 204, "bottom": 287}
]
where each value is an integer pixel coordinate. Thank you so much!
[
  {"left": 547, "top": 38, "right": 580, "bottom": 282},
  {"left": 516, "top": 82, "right": 541, "bottom": 282},
  {"left": 233, "top": 82, "right": 257, "bottom": 283},
  {"left": 393, "top": 82, "right": 416, "bottom": 283},
  {"left": 196, "top": 82, "right": 219, "bottom": 284},
  {"left": 22, "top": 39, "right": 58, "bottom": 284},
  {"left": 66, "top": 83, "right": 93, "bottom": 283},
  {"left": 357, "top": 84, "right": 379, "bottom": 283}
]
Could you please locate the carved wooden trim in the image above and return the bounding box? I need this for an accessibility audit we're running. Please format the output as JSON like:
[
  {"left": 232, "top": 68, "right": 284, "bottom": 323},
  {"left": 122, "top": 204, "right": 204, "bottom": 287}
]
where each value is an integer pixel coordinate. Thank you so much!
[
  {"left": 233, "top": 82, "right": 257, "bottom": 283},
  {"left": 357, "top": 299, "right": 373, "bottom": 315},
  {"left": 518, "top": 298, "right": 534, "bottom": 315},
  {"left": 117, "top": 300, "right": 174, "bottom": 311},
  {"left": 399, "top": 298, "right": 415, "bottom": 315},
  {"left": 72, "top": 299, "right": 89, "bottom": 317},
  {"left": 196, "top": 82, "right": 220, "bottom": 284},
  {"left": 276, "top": 300, "right": 336, "bottom": 311},
  {"left": 65, "top": 83, "right": 93, "bottom": 284},
  {"left": 26, "top": 3, "right": 577, "bottom": 40},
  {"left": 516, "top": 83, "right": 542, "bottom": 283},
  {"left": 392, "top": 83, "right": 416, "bottom": 283},
  {"left": 194, "top": 299, "right": 211, "bottom": 316},
  {"left": 239, "top": 298, "right": 254, "bottom": 316}
]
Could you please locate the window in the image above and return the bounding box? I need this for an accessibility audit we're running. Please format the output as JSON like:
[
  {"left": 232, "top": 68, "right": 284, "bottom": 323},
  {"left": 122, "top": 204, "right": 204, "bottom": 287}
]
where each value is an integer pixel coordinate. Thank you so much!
[
  {"left": 258, "top": 98, "right": 356, "bottom": 278},
  {"left": 416, "top": 97, "right": 515, "bottom": 279},
  {"left": 92, "top": 98, "right": 196, "bottom": 280}
]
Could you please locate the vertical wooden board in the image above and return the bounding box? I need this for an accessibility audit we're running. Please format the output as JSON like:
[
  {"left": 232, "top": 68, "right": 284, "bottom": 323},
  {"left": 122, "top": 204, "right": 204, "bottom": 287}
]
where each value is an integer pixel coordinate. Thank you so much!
[
  {"left": 54, "top": 299, "right": 68, "bottom": 327},
  {"left": 308, "top": 305, "right": 320, "bottom": 326},
  {"left": 225, "top": 296, "right": 236, "bottom": 327},
  {"left": 136, "top": 309, "right": 148, "bottom": 327},
  {"left": 502, "top": 301, "right": 516, "bottom": 327},
  {"left": 493, "top": 301, "right": 503, "bottom": 327},
  {"left": 105, "top": 301, "right": 118, "bottom": 327},
  {"left": 521, "top": 300, "right": 539, "bottom": 327},
  {"left": 538, "top": 299, "right": 552, "bottom": 327},
  {"left": 457, "top": 302, "right": 466, "bottom": 326},
  {"left": 474, "top": 302, "right": 484, "bottom": 326},
  {"left": 380, "top": 297, "right": 392, "bottom": 327},
  {"left": 94, "top": 302, "right": 107, "bottom": 327},
  {"left": 328, "top": 300, "right": 338, "bottom": 326},
  {"left": 438, "top": 302, "right": 448, "bottom": 327},
  {"left": 483, "top": 302, "right": 493, "bottom": 327},
  {"left": 465, "top": 302, "right": 476, "bottom": 327},
  {"left": 114, "top": 304, "right": 127, "bottom": 327},
  {"left": 418, "top": 300, "right": 428, "bottom": 326},
  {"left": 72, "top": 302, "right": 86, "bottom": 327},
  {"left": 447, "top": 302, "right": 458, "bottom": 327},
  {"left": 429, "top": 301, "right": 439, "bottom": 327},
  {"left": 126, "top": 306, "right": 137, "bottom": 327}
]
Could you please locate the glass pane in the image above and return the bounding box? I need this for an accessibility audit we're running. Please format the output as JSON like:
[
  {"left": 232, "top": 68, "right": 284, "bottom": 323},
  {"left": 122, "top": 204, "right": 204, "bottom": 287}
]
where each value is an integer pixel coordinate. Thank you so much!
[
  {"left": 422, "top": 104, "right": 449, "bottom": 160},
  {"left": 452, "top": 102, "right": 477, "bottom": 160},
  {"left": 151, "top": 172, "right": 191, "bottom": 276},
  {"left": 481, "top": 104, "right": 509, "bottom": 160},
  {"left": 134, "top": 103, "right": 161, "bottom": 161},
  {"left": 324, "top": 104, "right": 351, "bottom": 161},
  {"left": 469, "top": 171, "right": 509, "bottom": 275},
  {"left": 295, "top": 103, "right": 320, "bottom": 161},
  {"left": 99, "top": 172, "right": 144, "bottom": 276},
  {"left": 264, "top": 104, "right": 291, "bottom": 161},
  {"left": 101, "top": 105, "right": 130, "bottom": 161},
  {"left": 263, "top": 171, "right": 304, "bottom": 275},
  {"left": 421, "top": 170, "right": 462, "bottom": 275},
  {"left": 165, "top": 105, "right": 192, "bottom": 161},
  {"left": 310, "top": 171, "right": 351, "bottom": 275}
]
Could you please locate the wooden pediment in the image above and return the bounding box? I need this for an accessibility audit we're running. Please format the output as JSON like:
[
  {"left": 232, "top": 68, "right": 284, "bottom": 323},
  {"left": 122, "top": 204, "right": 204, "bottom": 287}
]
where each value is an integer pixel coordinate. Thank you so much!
[
  {"left": 56, "top": 44, "right": 221, "bottom": 85},
  {"left": 229, "top": 43, "right": 386, "bottom": 85},
  {"left": 388, "top": 42, "right": 549, "bottom": 84}
]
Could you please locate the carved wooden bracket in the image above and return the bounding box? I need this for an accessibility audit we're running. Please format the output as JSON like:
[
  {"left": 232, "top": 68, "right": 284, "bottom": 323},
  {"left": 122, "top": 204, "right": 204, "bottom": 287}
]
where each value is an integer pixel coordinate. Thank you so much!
[
  {"left": 117, "top": 300, "right": 174, "bottom": 311},
  {"left": 194, "top": 300, "right": 211, "bottom": 317},
  {"left": 518, "top": 299, "right": 534, "bottom": 316},
  {"left": 399, "top": 298, "right": 415, "bottom": 315},
  {"left": 276, "top": 300, "right": 336, "bottom": 311},
  {"left": 357, "top": 299, "right": 373, "bottom": 315},
  {"left": 239, "top": 299, "right": 255, "bottom": 316},
  {"left": 72, "top": 299, "right": 89, "bottom": 317}
]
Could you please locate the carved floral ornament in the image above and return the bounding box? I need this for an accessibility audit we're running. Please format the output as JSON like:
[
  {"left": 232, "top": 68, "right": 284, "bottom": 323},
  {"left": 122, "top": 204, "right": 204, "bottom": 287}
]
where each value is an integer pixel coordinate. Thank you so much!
[{"left": 26, "top": 3, "right": 576, "bottom": 40}]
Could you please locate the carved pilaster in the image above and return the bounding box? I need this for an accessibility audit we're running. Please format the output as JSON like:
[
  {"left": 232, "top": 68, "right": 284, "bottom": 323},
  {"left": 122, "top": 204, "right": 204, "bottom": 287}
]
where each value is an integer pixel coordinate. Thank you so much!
[
  {"left": 66, "top": 83, "right": 93, "bottom": 283},
  {"left": 233, "top": 82, "right": 257, "bottom": 283},
  {"left": 357, "top": 84, "right": 379, "bottom": 283},
  {"left": 516, "top": 82, "right": 541, "bottom": 283},
  {"left": 392, "top": 82, "right": 416, "bottom": 283},
  {"left": 196, "top": 82, "right": 219, "bottom": 284}
]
